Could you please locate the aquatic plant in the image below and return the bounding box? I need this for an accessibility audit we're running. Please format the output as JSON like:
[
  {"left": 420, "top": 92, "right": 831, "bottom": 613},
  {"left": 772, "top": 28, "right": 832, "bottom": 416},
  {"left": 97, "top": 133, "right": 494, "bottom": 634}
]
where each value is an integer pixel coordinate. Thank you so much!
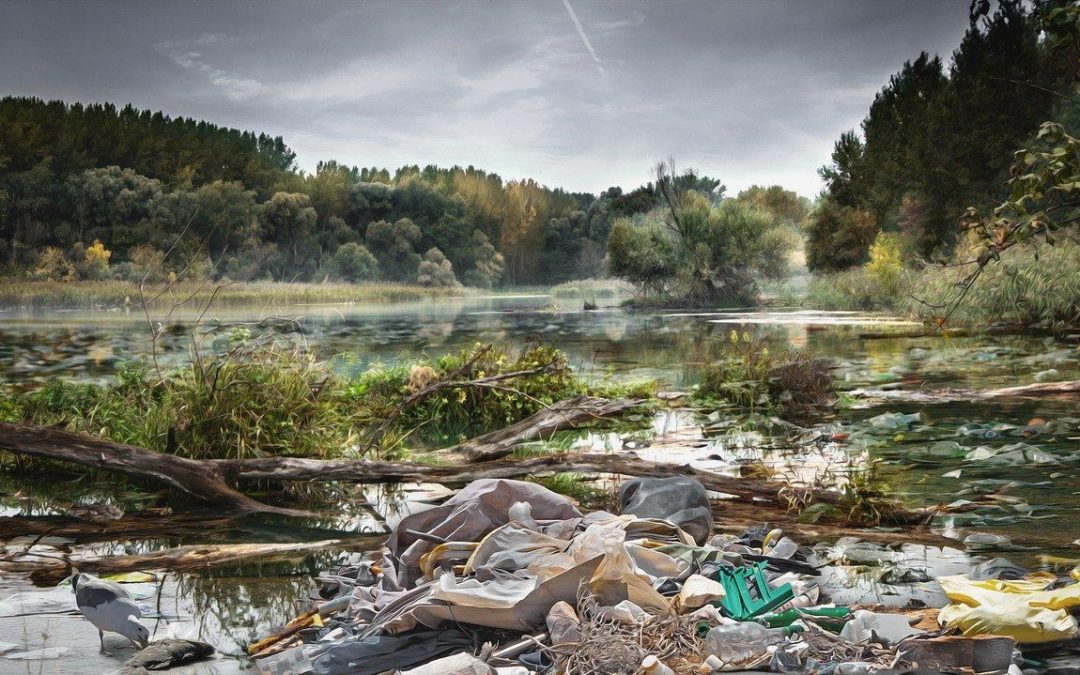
[{"left": 694, "top": 331, "right": 834, "bottom": 412}]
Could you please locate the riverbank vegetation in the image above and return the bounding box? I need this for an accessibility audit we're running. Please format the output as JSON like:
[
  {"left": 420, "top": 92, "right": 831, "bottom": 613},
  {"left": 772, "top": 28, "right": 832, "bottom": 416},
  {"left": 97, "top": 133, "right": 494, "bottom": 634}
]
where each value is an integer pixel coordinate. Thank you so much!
[{"left": 0, "top": 342, "right": 653, "bottom": 464}]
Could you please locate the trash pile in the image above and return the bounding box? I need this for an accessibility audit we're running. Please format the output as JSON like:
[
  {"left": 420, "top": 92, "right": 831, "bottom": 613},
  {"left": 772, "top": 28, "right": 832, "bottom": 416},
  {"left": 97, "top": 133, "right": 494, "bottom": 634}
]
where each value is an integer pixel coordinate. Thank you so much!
[{"left": 251, "top": 477, "right": 1080, "bottom": 674}]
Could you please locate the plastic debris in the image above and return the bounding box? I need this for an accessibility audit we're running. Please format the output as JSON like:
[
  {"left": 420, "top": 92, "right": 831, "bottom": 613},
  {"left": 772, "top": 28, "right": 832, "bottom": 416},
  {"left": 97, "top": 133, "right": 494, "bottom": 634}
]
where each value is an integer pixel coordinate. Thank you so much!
[
  {"left": 715, "top": 562, "right": 794, "bottom": 620},
  {"left": 239, "top": 476, "right": 1080, "bottom": 675},
  {"left": 937, "top": 574, "right": 1080, "bottom": 643},
  {"left": 636, "top": 654, "right": 675, "bottom": 675},
  {"left": 704, "top": 621, "right": 798, "bottom": 670},
  {"left": 838, "top": 609, "right": 924, "bottom": 646},
  {"left": 546, "top": 601, "right": 581, "bottom": 646},
  {"left": 399, "top": 652, "right": 495, "bottom": 675},
  {"left": 674, "top": 574, "right": 726, "bottom": 613},
  {"left": 619, "top": 476, "right": 713, "bottom": 545},
  {"left": 898, "top": 634, "right": 1016, "bottom": 673}
]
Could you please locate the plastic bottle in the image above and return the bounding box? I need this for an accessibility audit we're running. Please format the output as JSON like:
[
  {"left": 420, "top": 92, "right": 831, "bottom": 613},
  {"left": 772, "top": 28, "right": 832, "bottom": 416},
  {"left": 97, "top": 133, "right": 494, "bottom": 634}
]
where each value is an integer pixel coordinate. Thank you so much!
[
  {"left": 638, "top": 655, "right": 675, "bottom": 675},
  {"left": 704, "top": 622, "right": 799, "bottom": 665}
]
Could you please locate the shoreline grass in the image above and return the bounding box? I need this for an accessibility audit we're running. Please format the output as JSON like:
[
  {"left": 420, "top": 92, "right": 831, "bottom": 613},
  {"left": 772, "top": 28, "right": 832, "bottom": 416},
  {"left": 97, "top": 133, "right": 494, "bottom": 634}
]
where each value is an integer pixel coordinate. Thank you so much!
[
  {"left": 0, "top": 279, "right": 475, "bottom": 310},
  {"left": 804, "top": 238, "right": 1080, "bottom": 333}
]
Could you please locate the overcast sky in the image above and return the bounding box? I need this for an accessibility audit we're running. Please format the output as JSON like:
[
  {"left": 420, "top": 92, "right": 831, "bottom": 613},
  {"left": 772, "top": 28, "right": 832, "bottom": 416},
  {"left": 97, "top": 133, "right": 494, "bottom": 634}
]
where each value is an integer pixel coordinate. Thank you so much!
[{"left": 1, "top": 0, "right": 973, "bottom": 197}]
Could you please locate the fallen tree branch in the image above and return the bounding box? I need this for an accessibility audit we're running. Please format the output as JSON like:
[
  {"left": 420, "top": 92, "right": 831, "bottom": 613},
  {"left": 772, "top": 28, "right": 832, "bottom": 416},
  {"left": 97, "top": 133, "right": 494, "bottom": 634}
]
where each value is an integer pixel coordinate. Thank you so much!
[
  {"left": 441, "top": 395, "right": 643, "bottom": 462},
  {"left": 0, "top": 399, "right": 863, "bottom": 515},
  {"left": 0, "top": 422, "right": 310, "bottom": 517}
]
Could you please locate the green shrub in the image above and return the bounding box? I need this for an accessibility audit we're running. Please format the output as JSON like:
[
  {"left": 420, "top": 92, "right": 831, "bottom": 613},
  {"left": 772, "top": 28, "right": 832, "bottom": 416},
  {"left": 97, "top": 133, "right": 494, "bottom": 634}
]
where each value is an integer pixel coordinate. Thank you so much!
[
  {"left": 323, "top": 242, "right": 379, "bottom": 283},
  {"left": 348, "top": 344, "right": 586, "bottom": 448}
]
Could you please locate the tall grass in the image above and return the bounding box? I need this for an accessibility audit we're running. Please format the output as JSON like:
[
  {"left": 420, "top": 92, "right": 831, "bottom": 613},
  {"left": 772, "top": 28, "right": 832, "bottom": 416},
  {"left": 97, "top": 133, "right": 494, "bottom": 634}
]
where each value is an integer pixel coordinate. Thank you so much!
[
  {"left": 805, "top": 237, "right": 1080, "bottom": 332},
  {"left": 0, "top": 279, "right": 472, "bottom": 310},
  {"left": 804, "top": 267, "right": 909, "bottom": 311},
  {"left": 550, "top": 279, "right": 632, "bottom": 300},
  {"left": 902, "top": 240, "right": 1080, "bottom": 331}
]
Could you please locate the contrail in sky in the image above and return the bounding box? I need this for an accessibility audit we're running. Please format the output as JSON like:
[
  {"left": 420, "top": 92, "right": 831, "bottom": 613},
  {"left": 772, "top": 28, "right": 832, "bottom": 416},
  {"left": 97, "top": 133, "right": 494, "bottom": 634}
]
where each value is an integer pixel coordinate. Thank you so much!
[{"left": 561, "top": 0, "right": 607, "bottom": 81}]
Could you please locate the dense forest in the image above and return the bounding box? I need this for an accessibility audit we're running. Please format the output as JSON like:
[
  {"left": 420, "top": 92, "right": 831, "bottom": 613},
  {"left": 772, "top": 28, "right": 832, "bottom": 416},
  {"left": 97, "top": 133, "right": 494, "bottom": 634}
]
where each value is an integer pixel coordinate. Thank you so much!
[
  {"left": 807, "top": 0, "right": 1076, "bottom": 271},
  {"left": 0, "top": 97, "right": 684, "bottom": 287}
]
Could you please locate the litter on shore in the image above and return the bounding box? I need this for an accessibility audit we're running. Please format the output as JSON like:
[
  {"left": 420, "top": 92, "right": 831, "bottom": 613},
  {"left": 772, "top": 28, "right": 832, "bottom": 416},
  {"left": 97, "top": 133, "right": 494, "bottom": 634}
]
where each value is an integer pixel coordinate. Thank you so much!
[{"left": 248, "top": 477, "right": 1080, "bottom": 674}]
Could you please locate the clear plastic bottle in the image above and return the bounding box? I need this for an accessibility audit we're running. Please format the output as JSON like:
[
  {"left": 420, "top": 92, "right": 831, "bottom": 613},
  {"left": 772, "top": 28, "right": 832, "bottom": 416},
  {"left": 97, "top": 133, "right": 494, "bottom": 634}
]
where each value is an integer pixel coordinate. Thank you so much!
[{"left": 704, "top": 622, "right": 798, "bottom": 665}]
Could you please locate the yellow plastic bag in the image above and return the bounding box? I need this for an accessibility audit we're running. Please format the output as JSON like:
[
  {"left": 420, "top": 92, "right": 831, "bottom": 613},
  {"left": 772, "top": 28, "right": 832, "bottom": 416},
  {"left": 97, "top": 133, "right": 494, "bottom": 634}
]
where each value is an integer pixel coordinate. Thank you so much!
[{"left": 937, "top": 574, "right": 1080, "bottom": 643}]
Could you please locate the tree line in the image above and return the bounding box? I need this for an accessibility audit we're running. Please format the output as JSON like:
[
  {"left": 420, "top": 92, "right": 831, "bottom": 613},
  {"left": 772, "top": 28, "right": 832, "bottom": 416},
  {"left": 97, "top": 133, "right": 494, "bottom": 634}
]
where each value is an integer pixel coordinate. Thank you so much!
[
  {"left": 0, "top": 97, "right": 673, "bottom": 287},
  {"left": 807, "top": 0, "right": 1076, "bottom": 272}
]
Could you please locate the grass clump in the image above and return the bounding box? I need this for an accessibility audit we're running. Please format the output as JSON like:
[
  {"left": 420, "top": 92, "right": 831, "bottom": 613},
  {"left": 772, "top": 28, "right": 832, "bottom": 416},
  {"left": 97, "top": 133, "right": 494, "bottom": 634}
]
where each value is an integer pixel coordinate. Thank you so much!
[
  {"left": 694, "top": 331, "right": 834, "bottom": 412},
  {"left": 4, "top": 348, "right": 360, "bottom": 461},
  {"left": 347, "top": 344, "right": 653, "bottom": 450},
  {"left": 526, "top": 473, "right": 613, "bottom": 510},
  {"left": 902, "top": 237, "right": 1080, "bottom": 331},
  {"left": 805, "top": 233, "right": 1080, "bottom": 333}
]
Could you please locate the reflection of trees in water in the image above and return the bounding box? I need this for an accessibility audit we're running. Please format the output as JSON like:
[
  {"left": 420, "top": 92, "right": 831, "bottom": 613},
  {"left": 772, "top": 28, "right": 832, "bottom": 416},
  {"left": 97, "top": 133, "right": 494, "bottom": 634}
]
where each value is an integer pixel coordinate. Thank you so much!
[{"left": 171, "top": 570, "right": 317, "bottom": 657}]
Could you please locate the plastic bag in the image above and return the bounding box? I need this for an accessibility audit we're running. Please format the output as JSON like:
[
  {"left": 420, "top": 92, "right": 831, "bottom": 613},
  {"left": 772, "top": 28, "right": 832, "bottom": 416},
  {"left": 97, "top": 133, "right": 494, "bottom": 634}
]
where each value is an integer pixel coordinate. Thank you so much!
[{"left": 936, "top": 574, "right": 1080, "bottom": 643}]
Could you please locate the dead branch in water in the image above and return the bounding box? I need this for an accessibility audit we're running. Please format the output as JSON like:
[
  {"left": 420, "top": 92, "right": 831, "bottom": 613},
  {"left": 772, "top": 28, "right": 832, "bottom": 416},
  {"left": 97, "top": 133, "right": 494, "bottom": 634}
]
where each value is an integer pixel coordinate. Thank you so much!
[
  {"left": 0, "top": 421, "right": 309, "bottom": 517},
  {"left": 0, "top": 397, "right": 905, "bottom": 521},
  {"left": 442, "top": 395, "right": 642, "bottom": 462}
]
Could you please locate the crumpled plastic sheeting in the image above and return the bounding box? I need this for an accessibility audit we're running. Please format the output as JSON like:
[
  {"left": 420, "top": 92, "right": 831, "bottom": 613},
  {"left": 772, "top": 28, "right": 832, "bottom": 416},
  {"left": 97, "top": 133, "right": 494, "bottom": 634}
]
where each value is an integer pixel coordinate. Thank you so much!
[
  {"left": 382, "top": 518, "right": 686, "bottom": 632},
  {"left": 386, "top": 479, "right": 584, "bottom": 586},
  {"left": 619, "top": 476, "right": 713, "bottom": 545},
  {"left": 347, "top": 487, "right": 694, "bottom": 634},
  {"left": 816, "top": 566, "right": 948, "bottom": 609},
  {"left": 937, "top": 573, "right": 1080, "bottom": 643},
  {"left": 310, "top": 628, "right": 475, "bottom": 675}
]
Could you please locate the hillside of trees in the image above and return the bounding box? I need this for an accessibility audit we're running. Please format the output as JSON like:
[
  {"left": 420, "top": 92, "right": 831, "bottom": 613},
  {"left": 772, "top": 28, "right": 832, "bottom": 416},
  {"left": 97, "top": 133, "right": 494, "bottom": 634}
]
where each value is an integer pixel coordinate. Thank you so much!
[
  {"left": 807, "top": 0, "right": 1076, "bottom": 271},
  {"left": 0, "top": 96, "right": 675, "bottom": 288}
]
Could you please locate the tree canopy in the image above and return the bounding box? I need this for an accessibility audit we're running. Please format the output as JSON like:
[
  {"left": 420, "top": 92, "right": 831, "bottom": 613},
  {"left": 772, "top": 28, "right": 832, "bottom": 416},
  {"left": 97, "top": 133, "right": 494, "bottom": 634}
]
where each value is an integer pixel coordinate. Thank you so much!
[{"left": 807, "top": 0, "right": 1073, "bottom": 269}]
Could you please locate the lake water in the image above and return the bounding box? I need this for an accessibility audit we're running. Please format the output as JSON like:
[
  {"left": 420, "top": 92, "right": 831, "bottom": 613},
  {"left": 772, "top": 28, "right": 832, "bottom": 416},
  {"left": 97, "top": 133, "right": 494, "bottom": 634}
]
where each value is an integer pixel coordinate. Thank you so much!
[{"left": 2, "top": 295, "right": 1079, "bottom": 671}]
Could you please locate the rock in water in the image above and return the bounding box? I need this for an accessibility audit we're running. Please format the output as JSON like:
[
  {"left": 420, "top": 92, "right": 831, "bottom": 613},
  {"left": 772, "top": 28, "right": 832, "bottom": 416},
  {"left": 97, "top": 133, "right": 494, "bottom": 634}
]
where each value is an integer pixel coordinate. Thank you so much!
[{"left": 119, "top": 639, "right": 215, "bottom": 674}]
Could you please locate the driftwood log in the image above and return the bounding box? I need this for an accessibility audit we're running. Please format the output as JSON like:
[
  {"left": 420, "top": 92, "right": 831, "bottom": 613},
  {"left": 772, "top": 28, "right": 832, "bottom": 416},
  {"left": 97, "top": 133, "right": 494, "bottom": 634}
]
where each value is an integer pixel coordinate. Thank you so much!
[
  {"left": 0, "top": 421, "right": 309, "bottom": 517},
  {"left": 850, "top": 379, "right": 1080, "bottom": 403},
  {"left": 212, "top": 452, "right": 845, "bottom": 508}
]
